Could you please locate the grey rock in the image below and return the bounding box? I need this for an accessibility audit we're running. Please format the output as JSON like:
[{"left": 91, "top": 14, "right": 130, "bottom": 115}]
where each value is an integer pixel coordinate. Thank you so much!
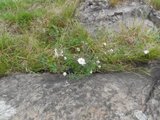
[
  {"left": 145, "top": 88, "right": 160, "bottom": 120},
  {"left": 75, "top": 0, "right": 158, "bottom": 36},
  {"left": 144, "top": 60, "right": 160, "bottom": 120},
  {"left": 0, "top": 101, "right": 16, "bottom": 120},
  {"left": 134, "top": 110, "right": 147, "bottom": 120},
  {"left": 149, "top": 10, "right": 160, "bottom": 28},
  {"left": 0, "top": 72, "right": 159, "bottom": 120}
]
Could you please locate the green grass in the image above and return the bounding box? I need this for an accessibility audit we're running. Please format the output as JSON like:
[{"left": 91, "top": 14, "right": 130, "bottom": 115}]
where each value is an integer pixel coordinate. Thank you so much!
[
  {"left": 108, "top": 0, "right": 124, "bottom": 7},
  {"left": 0, "top": 0, "right": 18, "bottom": 10},
  {"left": 150, "top": 0, "right": 160, "bottom": 10},
  {"left": 0, "top": 0, "right": 45, "bottom": 29},
  {"left": 0, "top": 0, "right": 160, "bottom": 77}
]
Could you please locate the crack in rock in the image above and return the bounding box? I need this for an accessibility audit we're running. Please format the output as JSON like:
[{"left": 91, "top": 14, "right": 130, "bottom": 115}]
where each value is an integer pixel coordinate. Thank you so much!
[{"left": 143, "top": 60, "right": 160, "bottom": 119}]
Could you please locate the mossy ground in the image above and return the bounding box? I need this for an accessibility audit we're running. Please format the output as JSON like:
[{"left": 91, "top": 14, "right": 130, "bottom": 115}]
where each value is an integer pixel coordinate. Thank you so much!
[{"left": 0, "top": 0, "right": 160, "bottom": 77}]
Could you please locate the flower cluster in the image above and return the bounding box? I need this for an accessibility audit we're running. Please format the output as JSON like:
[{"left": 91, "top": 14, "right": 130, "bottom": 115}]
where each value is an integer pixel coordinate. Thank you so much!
[{"left": 54, "top": 48, "right": 63, "bottom": 57}]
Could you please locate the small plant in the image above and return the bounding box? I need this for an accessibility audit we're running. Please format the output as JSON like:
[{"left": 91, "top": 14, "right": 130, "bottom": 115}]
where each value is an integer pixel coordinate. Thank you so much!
[
  {"left": 50, "top": 22, "right": 99, "bottom": 76},
  {"left": 16, "top": 11, "right": 34, "bottom": 27}
]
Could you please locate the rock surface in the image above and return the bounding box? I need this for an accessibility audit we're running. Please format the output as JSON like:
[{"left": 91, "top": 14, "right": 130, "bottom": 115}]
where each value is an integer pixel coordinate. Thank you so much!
[
  {"left": 149, "top": 9, "right": 160, "bottom": 28},
  {"left": 75, "top": 0, "right": 159, "bottom": 35},
  {"left": 0, "top": 73, "right": 160, "bottom": 120}
]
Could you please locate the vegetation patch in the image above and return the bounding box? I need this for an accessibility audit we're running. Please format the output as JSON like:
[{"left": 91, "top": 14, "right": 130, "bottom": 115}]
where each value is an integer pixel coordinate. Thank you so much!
[
  {"left": 0, "top": 0, "right": 160, "bottom": 78},
  {"left": 150, "top": 0, "right": 160, "bottom": 10},
  {"left": 108, "top": 0, "right": 124, "bottom": 7}
]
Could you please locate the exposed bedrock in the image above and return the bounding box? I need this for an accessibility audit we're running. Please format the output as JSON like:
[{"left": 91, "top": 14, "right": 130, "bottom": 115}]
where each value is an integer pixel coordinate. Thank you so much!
[
  {"left": 75, "top": 0, "right": 160, "bottom": 35},
  {"left": 0, "top": 73, "right": 159, "bottom": 120}
]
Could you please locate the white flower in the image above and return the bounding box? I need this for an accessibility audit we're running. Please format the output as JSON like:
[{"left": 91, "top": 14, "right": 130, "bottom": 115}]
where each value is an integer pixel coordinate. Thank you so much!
[
  {"left": 63, "top": 72, "right": 67, "bottom": 76},
  {"left": 54, "top": 48, "right": 58, "bottom": 57},
  {"left": 144, "top": 50, "right": 149, "bottom": 54},
  {"left": 103, "top": 42, "right": 107, "bottom": 46},
  {"left": 98, "top": 65, "right": 101, "bottom": 68},
  {"left": 64, "top": 57, "right": 67, "bottom": 60},
  {"left": 96, "top": 60, "right": 100, "bottom": 64},
  {"left": 90, "top": 70, "right": 93, "bottom": 74},
  {"left": 76, "top": 48, "right": 80, "bottom": 52},
  {"left": 109, "top": 49, "right": 114, "bottom": 53},
  {"left": 42, "top": 28, "right": 46, "bottom": 33},
  {"left": 54, "top": 48, "right": 63, "bottom": 57},
  {"left": 77, "top": 58, "right": 86, "bottom": 66}
]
